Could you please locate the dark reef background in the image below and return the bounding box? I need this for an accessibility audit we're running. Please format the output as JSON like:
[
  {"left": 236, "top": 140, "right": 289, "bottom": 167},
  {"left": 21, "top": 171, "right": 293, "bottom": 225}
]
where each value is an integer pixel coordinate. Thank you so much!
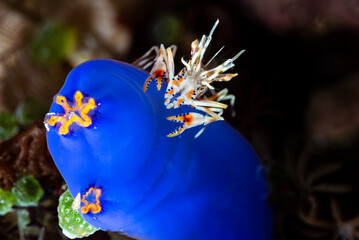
[{"left": 1, "top": 0, "right": 359, "bottom": 239}]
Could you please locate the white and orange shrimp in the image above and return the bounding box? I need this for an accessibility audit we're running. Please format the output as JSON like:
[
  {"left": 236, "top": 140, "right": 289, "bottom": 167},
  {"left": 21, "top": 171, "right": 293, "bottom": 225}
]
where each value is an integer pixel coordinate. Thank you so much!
[
  {"left": 137, "top": 19, "right": 244, "bottom": 137},
  {"left": 167, "top": 112, "right": 220, "bottom": 138},
  {"left": 135, "top": 44, "right": 176, "bottom": 92}
]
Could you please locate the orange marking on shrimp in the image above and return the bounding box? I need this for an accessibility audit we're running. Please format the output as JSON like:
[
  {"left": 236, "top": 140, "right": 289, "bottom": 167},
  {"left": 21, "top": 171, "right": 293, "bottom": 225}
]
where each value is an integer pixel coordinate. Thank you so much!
[
  {"left": 167, "top": 126, "right": 185, "bottom": 137},
  {"left": 191, "top": 39, "right": 199, "bottom": 56},
  {"left": 168, "top": 115, "right": 185, "bottom": 122},
  {"left": 154, "top": 69, "right": 165, "bottom": 79},
  {"left": 184, "top": 113, "right": 194, "bottom": 125},
  {"left": 208, "top": 93, "right": 219, "bottom": 101},
  {"left": 187, "top": 89, "right": 195, "bottom": 99},
  {"left": 177, "top": 76, "right": 184, "bottom": 83},
  {"left": 216, "top": 73, "right": 238, "bottom": 82},
  {"left": 143, "top": 77, "right": 152, "bottom": 92},
  {"left": 81, "top": 187, "right": 102, "bottom": 214},
  {"left": 172, "top": 79, "right": 180, "bottom": 86},
  {"left": 45, "top": 91, "right": 96, "bottom": 135},
  {"left": 144, "top": 69, "right": 166, "bottom": 92},
  {"left": 166, "top": 88, "right": 175, "bottom": 96},
  {"left": 154, "top": 69, "right": 166, "bottom": 90},
  {"left": 176, "top": 98, "right": 184, "bottom": 107}
]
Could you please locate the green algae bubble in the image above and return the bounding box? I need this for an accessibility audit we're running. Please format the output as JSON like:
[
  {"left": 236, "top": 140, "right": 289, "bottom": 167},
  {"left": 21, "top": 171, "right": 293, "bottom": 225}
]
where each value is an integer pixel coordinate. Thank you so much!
[
  {"left": 151, "top": 15, "right": 183, "bottom": 46},
  {"left": 0, "top": 188, "right": 15, "bottom": 215},
  {"left": 58, "top": 190, "right": 98, "bottom": 239},
  {"left": 0, "top": 112, "right": 19, "bottom": 141},
  {"left": 15, "top": 98, "right": 49, "bottom": 127},
  {"left": 11, "top": 175, "right": 44, "bottom": 207},
  {"left": 30, "top": 21, "right": 77, "bottom": 66}
]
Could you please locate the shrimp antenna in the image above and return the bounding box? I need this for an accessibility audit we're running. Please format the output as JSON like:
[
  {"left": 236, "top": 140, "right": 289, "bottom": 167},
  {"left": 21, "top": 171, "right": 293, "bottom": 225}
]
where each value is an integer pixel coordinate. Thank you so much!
[
  {"left": 204, "top": 19, "right": 220, "bottom": 49},
  {"left": 205, "top": 45, "right": 225, "bottom": 67},
  {"left": 209, "top": 19, "right": 220, "bottom": 38},
  {"left": 232, "top": 49, "right": 246, "bottom": 62}
]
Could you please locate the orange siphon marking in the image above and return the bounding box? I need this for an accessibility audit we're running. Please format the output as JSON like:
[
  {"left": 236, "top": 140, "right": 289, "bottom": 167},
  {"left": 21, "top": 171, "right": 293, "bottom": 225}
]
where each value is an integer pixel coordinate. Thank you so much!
[
  {"left": 81, "top": 187, "right": 102, "bottom": 214},
  {"left": 46, "top": 116, "right": 63, "bottom": 126},
  {"left": 45, "top": 91, "right": 96, "bottom": 135}
]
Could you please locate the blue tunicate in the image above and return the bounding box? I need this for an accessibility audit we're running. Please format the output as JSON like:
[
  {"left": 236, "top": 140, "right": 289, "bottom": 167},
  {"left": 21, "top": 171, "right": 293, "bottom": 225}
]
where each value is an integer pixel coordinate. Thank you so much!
[{"left": 46, "top": 59, "right": 273, "bottom": 240}]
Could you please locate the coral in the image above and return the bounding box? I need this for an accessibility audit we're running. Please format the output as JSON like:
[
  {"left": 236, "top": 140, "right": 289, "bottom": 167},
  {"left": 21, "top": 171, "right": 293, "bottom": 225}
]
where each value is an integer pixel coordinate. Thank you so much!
[
  {"left": 0, "top": 112, "right": 19, "bottom": 140},
  {"left": 298, "top": 198, "right": 359, "bottom": 240},
  {"left": 0, "top": 0, "right": 131, "bottom": 111},
  {"left": 0, "top": 1, "right": 67, "bottom": 111},
  {"left": 286, "top": 148, "right": 352, "bottom": 199},
  {"left": 270, "top": 142, "right": 356, "bottom": 239},
  {"left": 0, "top": 120, "right": 60, "bottom": 190}
]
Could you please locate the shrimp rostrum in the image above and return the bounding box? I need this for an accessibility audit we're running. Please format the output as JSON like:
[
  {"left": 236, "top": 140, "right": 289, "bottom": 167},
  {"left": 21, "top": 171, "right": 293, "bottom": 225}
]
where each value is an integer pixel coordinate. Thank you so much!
[{"left": 139, "top": 19, "right": 245, "bottom": 137}]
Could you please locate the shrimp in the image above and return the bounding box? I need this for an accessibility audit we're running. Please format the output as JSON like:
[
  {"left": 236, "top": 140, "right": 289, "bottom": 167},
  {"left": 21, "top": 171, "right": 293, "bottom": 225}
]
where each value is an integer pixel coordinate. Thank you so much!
[{"left": 139, "top": 19, "right": 245, "bottom": 137}]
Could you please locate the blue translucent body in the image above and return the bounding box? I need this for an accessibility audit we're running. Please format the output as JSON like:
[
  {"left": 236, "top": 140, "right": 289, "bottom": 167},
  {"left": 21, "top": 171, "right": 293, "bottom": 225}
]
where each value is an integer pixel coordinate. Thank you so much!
[{"left": 46, "top": 60, "right": 273, "bottom": 240}]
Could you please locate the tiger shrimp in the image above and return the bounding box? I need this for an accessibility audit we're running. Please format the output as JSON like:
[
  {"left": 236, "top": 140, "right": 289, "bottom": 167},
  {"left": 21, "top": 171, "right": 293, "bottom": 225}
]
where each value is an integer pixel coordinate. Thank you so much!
[{"left": 137, "top": 19, "right": 245, "bottom": 137}]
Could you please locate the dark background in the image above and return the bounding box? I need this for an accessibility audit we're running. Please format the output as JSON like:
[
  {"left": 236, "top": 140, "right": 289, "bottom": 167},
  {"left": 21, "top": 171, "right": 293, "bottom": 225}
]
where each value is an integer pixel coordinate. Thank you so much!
[{"left": 1, "top": 0, "right": 359, "bottom": 239}]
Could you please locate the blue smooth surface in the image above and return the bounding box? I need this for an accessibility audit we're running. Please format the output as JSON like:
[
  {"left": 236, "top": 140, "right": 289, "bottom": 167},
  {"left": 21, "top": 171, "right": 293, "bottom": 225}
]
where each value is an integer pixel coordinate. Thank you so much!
[{"left": 46, "top": 59, "right": 273, "bottom": 240}]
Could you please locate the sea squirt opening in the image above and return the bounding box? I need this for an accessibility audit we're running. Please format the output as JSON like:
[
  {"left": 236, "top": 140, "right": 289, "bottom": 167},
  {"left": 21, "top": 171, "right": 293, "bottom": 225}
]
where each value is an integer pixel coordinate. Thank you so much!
[
  {"left": 81, "top": 187, "right": 102, "bottom": 214},
  {"left": 45, "top": 91, "right": 96, "bottom": 135}
]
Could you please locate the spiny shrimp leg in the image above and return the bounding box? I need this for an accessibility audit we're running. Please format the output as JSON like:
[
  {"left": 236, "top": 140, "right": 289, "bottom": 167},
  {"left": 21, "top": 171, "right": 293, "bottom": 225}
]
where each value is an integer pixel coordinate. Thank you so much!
[
  {"left": 143, "top": 45, "right": 167, "bottom": 92},
  {"left": 132, "top": 46, "right": 159, "bottom": 70},
  {"left": 201, "top": 50, "right": 245, "bottom": 89},
  {"left": 208, "top": 88, "right": 236, "bottom": 116},
  {"left": 192, "top": 99, "right": 227, "bottom": 110}
]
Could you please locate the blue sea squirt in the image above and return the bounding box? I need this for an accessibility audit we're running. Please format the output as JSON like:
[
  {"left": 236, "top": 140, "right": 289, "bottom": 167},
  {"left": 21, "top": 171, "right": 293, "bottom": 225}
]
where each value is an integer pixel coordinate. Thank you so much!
[{"left": 45, "top": 20, "right": 273, "bottom": 239}]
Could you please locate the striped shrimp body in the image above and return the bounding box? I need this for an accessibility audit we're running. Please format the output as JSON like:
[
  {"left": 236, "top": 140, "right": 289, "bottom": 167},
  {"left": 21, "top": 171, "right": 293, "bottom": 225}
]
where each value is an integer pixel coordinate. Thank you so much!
[
  {"left": 139, "top": 19, "right": 245, "bottom": 137},
  {"left": 141, "top": 44, "right": 176, "bottom": 92}
]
